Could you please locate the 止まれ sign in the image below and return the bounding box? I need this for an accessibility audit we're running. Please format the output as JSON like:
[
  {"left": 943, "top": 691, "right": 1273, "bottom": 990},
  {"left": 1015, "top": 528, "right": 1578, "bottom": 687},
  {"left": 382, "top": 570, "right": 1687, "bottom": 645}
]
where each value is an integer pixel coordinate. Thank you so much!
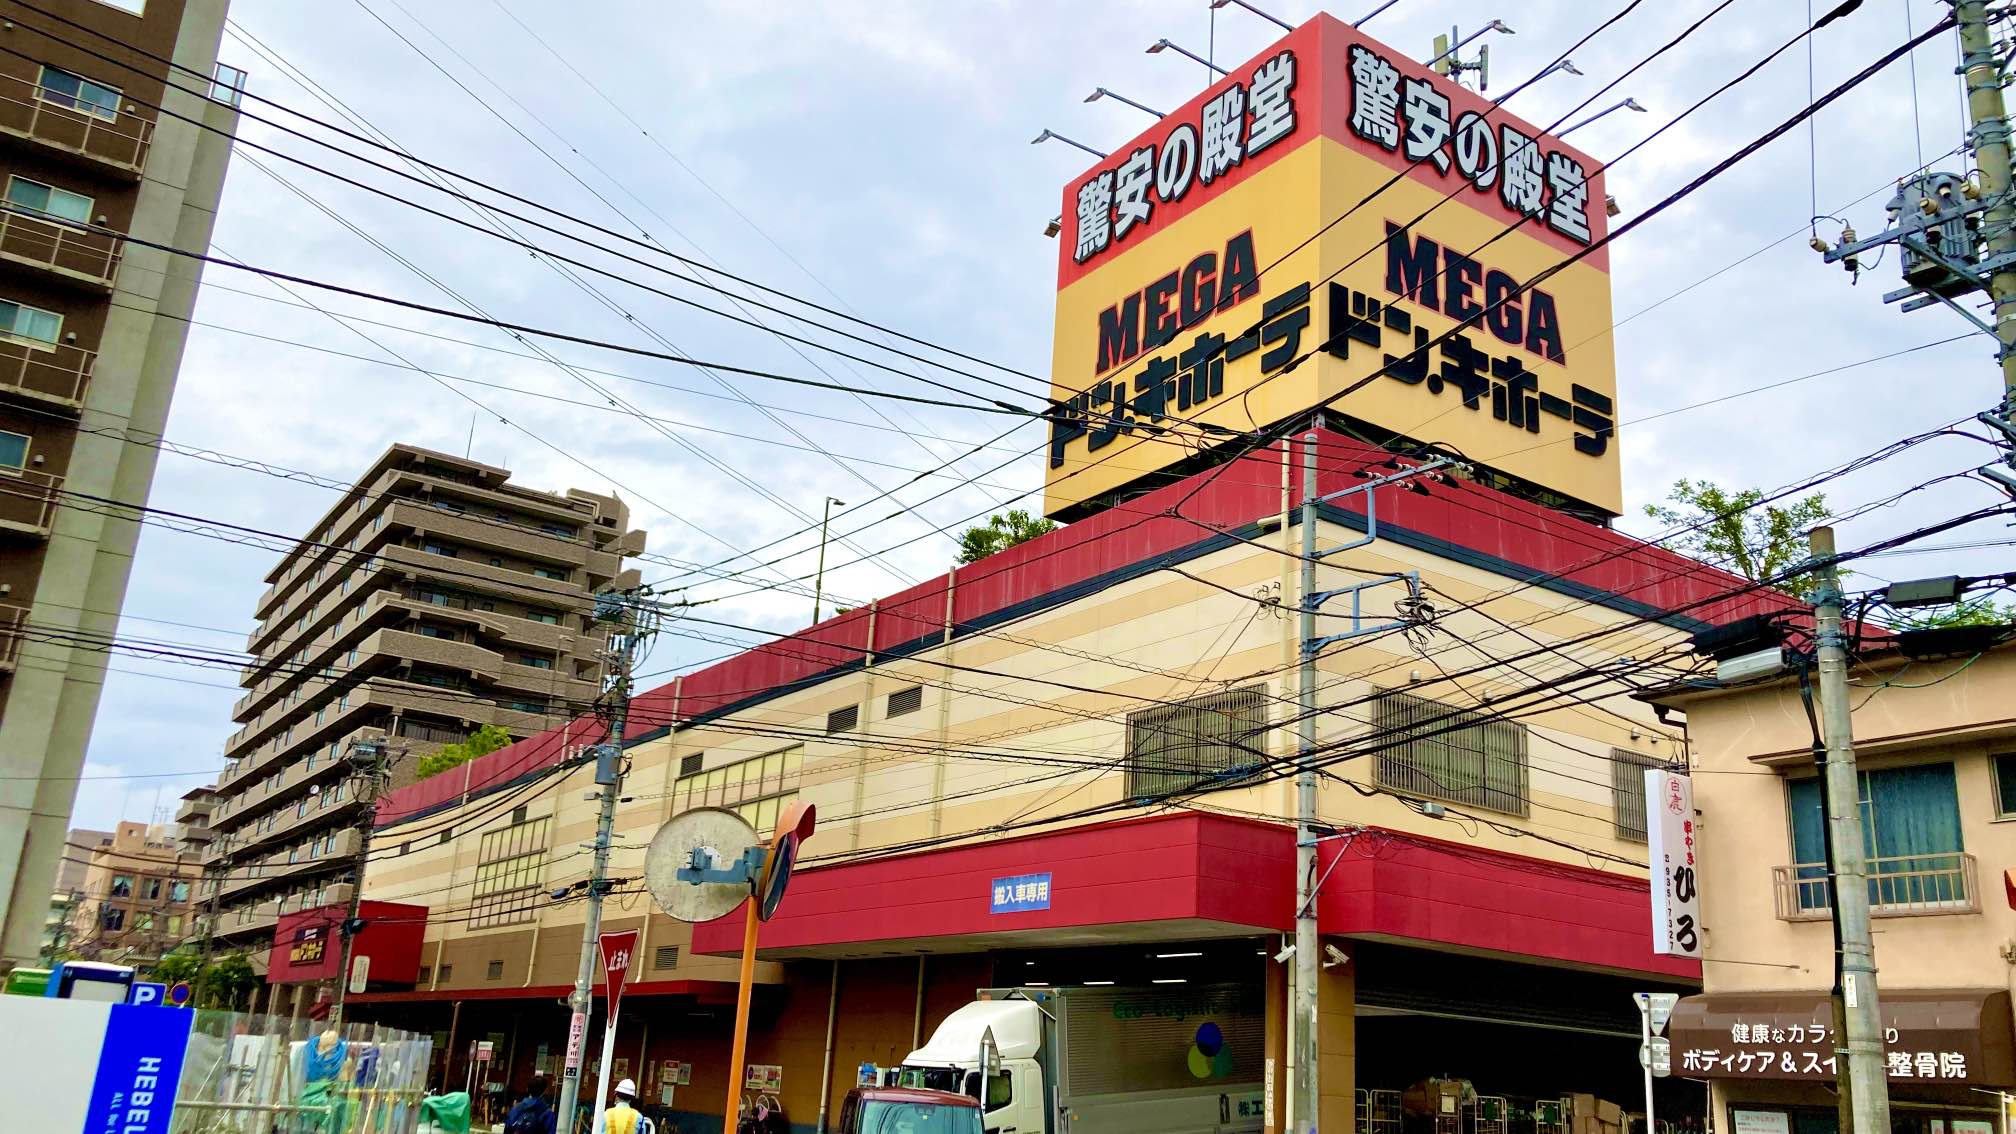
[{"left": 1045, "top": 13, "right": 1617, "bottom": 521}]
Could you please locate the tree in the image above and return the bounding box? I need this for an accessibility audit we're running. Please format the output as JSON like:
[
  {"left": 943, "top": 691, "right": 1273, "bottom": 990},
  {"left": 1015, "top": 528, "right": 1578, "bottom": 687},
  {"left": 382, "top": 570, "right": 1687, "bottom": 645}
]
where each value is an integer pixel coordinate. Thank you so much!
[
  {"left": 416, "top": 723, "right": 514, "bottom": 780},
  {"left": 147, "top": 949, "right": 257, "bottom": 1010},
  {"left": 955, "top": 510, "right": 1057, "bottom": 565},
  {"left": 1644, "top": 479, "right": 1829, "bottom": 597}
]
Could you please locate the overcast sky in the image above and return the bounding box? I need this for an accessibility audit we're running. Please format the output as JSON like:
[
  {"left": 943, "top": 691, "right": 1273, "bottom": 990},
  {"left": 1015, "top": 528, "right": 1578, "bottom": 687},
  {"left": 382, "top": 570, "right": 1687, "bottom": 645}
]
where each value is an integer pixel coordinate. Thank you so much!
[{"left": 71, "top": 0, "right": 2014, "bottom": 828}]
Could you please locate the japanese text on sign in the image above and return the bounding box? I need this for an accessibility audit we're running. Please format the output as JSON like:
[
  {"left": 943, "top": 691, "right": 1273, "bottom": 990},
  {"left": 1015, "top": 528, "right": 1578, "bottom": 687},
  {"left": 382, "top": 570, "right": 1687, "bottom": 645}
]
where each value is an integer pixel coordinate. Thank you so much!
[
  {"left": 1645, "top": 769, "right": 1699, "bottom": 958},
  {"left": 1682, "top": 1020, "right": 1967, "bottom": 1080},
  {"left": 990, "top": 872, "right": 1053, "bottom": 914},
  {"left": 1074, "top": 51, "right": 1299, "bottom": 266}
]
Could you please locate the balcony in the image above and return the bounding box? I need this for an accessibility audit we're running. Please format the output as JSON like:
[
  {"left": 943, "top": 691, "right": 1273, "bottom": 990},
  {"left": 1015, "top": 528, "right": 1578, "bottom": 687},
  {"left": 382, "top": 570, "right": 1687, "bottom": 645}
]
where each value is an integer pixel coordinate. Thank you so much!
[
  {"left": 1772, "top": 852, "right": 1980, "bottom": 920},
  {"left": 0, "top": 210, "right": 120, "bottom": 291},
  {"left": 0, "top": 336, "right": 95, "bottom": 412},
  {"left": 0, "top": 602, "right": 23, "bottom": 673},
  {"left": 0, "top": 72, "right": 153, "bottom": 177},
  {"left": 0, "top": 469, "right": 60, "bottom": 538}
]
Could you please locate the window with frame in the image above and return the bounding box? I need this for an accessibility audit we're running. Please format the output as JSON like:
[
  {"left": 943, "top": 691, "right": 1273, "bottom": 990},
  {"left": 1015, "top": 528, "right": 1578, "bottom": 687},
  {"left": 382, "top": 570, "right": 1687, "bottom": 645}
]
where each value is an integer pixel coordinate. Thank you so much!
[
  {"left": 670, "top": 747, "right": 804, "bottom": 836},
  {"left": 1787, "top": 762, "right": 1967, "bottom": 911},
  {"left": 101, "top": 906, "right": 124, "bottom": 930},
  {"left": 1123, "top": 685, "right": 1269, "bottom": 798},
  {"left": 0, "top": 429, "right": 25, "bottom": 472},
  {"left": 469, "top": 815, "right": 550, "bottom": 929},
  {"left": 142, "top": 877, "right": 161, "bottom": 900},
  {"left": 4, "top": 176, "right": 91, "bottom": 224},
  {"left": 109, "top": 875, "right": 132, "bottom": 898},
  {"left": 1373, "top": 691, "right": 1529, "bottom": 816},
  {"left": 1993, "top": 753, "right": 2016, "bottom": 818},
  {"left": 37, "top": 66, "right": 120, "bottom": 120},
  {"left": 169, "top": 880, "right": 189, "bottom": 902},
  {"left": 0, "top": 299, "right": 62, "bottom": 348},
  {"left": 886, "top": 685, "right": 923, "bottom": 718},
  {"left": 1611, "top": 750, "right": 1662, "bottom": 841}
]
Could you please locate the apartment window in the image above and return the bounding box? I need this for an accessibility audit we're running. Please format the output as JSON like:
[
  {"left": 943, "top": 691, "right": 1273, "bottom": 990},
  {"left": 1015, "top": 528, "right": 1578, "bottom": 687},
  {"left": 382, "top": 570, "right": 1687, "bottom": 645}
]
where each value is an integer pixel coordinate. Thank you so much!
[
  {"left": 886, "top": 685, "right": 923, "bottom": 718},
  {"left": 470, "top": 815, "right": 550, "bottom": 929},
  {"left": 485, "top": 960, "right": 505, "bottom": 981},
  {"left": 1123, "top": 685, "right": 1269, "bottom": 798},
  {"left": 297, "top": 797, "right": 309, "bottom": 818},
  {"left": 142, "top": 877, "right": 162, "bottom": 900},
  {"left": 416, "top": 624, "right": 458, "bottom": 640},
  {"left": 488, "top": 558, "right": 502, "bottom": 568},
  {"left": 133, "top": 913, "right": 154, "bottom": 933},
  {"left": 1788, "top": 763, "right": 1966, "bottom": 911},
  {"left": 541, "top": 523, "right": 576, "bottom": 538},
  {"left": 4, "top": 176, "right": 92, "bottom": 224},
  {"left": 438, "top": 964, "right": 452, "bottom": 983},
  {"left": 1611, "top": 750, "right": 1662, "bottom": 841},
  {"left": 825, "top": 705, "right": 858, "bottom": 734},
  {"left": 37, "top": 66, "right": 121, "bottom": 121},
  {"left": 1994, "top": 753, "right": 2016, "bottom": 818},
  {"left": 0, "top": 299, "right": 62, "bottom": 349},
  {"left": 0, "top": 430, "right": 25, "bottom": 473},
  {"left": 422, "top": 541, "right": 459, "bottom": 558},
  {"left": 528, "top": 610, "right": 561, "bottom": 625},
  {"left": 669, "top": 746, "right": 803, "bottom": 836},
  {"left": 418, "top": 965, "right": 431, "bottom": 984},
  {"left": 516, "top": 654, "right": 553, "bottom": 670},
  {"left": 652, "top": 945, "right": 680, "bottom": 970},
  {"left": 165, "top": 914, "right": 181, "bottom": 935},
  {"left": 533, "top": 567, "right": 567, "bottom": 581},
  {"left": 169, "top": 880, "right": 189, "bottom": 902},
  {"left": 101, "top": 907, "right": 124, "bottom": 931},
  {"left": 1373, "top": 691, "right": 1529, "bottom": 816},
  {"left": 506, "top": 698, "right": 547, "bottom": 714},
  {"left": 109, "top": 875, "right": 132, "bottom": 898}
]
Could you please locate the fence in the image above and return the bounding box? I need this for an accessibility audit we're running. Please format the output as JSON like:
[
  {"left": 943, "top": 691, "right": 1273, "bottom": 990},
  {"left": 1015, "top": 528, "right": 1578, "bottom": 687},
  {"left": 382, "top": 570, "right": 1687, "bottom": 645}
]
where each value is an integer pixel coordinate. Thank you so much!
[{"left": 173, "top": 1011, "right": 432, "bottom": 1134}]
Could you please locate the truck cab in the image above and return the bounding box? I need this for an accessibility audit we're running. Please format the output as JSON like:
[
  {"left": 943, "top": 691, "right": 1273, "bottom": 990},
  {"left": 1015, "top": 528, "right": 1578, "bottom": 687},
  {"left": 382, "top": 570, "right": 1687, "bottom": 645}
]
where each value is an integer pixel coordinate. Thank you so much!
[
  {"left": 836, "top": 1086, "right": 984, "bottom": 1134},
  {"left": 900, "top": 998, "right": 1045, "bottom": 1134}
]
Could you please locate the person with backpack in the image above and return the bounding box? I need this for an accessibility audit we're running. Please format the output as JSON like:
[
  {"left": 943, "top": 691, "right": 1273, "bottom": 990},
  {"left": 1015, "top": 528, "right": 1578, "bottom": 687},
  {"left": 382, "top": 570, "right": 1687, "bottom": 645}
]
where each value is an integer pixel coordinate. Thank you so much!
[{"left": 503, "top": 1076, "right": 556, "bottom": 1134}]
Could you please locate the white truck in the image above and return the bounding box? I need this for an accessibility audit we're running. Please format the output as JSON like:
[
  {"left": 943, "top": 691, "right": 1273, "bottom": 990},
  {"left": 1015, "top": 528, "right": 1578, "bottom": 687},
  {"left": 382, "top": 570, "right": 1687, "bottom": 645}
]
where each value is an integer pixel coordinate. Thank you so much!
[{"left": 899, "top": 984, "right": 1266, "bottom": 1134}]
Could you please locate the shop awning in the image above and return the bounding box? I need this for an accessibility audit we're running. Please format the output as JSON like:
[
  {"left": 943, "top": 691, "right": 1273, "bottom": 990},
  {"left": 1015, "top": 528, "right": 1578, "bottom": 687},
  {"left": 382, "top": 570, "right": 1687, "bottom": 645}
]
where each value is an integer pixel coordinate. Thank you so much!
[{"left": 1667, "top": 989, "right": 2016, "bottom": 1086}]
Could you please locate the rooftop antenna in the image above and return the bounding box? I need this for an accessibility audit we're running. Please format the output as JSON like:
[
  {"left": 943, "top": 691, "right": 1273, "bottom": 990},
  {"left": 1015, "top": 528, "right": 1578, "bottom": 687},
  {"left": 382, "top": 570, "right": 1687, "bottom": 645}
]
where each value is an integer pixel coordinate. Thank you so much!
[{"left": 1427, "top": 21, "right": 1514, "bottom": 93}]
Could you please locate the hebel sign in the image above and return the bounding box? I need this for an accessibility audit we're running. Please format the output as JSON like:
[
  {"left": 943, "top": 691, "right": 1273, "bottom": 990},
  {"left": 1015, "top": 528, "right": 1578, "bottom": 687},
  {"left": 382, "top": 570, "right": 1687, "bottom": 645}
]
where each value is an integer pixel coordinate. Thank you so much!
[{"left": 1046, "top": 13, "right": 1617, "bottom": 520}]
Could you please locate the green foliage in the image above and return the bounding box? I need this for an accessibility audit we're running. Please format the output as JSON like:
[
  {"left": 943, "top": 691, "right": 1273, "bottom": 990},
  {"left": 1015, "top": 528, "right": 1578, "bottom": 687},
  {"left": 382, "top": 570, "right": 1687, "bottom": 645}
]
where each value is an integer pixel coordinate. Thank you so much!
[
  {"left": 416, "top": 723, "right": 514, "bottom": 781},
  {"left": 1892, "top": 597, "right": 2016, "bottom": 630},
  {"left": 955, "top": 510, "right": 1058, "bottom": 565},
  {"left": 146, "top": 950, "right": 257, "bottom": 1010},
  {"left": 1644, "top": 479, "right": 1829, "bottom": 597}
]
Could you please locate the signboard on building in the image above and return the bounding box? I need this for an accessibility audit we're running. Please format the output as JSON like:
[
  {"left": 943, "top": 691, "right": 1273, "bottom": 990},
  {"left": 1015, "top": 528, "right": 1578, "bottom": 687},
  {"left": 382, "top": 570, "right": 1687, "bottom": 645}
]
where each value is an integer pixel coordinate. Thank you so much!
[
  {"left": 1667, "top": 990, "right": 2016, "bottom": 1085},
  {"left": 1644, "top": 769, "right": 1699, "bottom": 958},
  {"left": 990, "top": 872, "right": 1053, "bottom": 914},
  {"left": 1045, "top": 13, "right": 1618, "bottom": 520},
  {"left": 745, "top": 1063, "right": 783, "bottom": 1091}
]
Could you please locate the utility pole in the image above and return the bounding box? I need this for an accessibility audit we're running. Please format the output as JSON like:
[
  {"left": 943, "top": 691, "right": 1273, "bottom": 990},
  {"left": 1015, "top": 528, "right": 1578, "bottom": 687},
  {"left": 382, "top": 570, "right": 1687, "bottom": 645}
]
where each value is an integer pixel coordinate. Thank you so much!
[
  {"left": 1292, "top": 432, "right": 1321, "bottom": 1134},
  {"left": 1809, "top": 527, "right": 1891, "bottom": 1134},
  {"left": 1954, "top": 0, "right": 2016, "bottom": 404},
  {"left": 556, "top": 585, "right": 675, "bottom": 1134},
  {"left": 331, "top": 731, "right": 397, "bottom": 1023},
  {"left": 811, "top": 496, "right": 845, "bottom": 625}
]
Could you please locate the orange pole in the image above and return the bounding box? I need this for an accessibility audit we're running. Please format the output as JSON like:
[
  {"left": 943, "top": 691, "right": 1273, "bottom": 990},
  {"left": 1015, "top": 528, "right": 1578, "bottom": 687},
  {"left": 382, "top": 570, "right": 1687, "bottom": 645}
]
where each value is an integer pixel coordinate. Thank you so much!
[{"left": 722, "top": 898, "right": 761, "bottom": 1134}]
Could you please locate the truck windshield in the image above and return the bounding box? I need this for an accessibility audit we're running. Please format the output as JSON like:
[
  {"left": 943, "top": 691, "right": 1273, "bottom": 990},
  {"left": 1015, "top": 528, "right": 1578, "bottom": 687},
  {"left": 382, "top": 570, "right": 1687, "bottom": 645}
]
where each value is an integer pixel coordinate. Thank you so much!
[
  {"left": 863, "top": 1101, "right": 979, "bottom": 1134},
  {"left": 896, "top": 1067, "right": 961, "bottom": 1092}
]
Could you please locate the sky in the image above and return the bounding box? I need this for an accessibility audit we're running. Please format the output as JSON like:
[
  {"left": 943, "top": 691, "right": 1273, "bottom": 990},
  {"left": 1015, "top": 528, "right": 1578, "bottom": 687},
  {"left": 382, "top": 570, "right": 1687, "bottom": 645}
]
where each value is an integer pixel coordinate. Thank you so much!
[{"left": 69, "top": 0, "right": 2015, "bottom": 828}]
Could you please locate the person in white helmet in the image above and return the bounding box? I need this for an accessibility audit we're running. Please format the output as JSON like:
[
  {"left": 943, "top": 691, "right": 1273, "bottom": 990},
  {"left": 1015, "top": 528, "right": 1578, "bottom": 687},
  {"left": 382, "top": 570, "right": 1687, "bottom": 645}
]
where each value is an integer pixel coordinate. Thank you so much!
[{"left": 601, "top": 1078, "right": 651, "bottom": 1134}]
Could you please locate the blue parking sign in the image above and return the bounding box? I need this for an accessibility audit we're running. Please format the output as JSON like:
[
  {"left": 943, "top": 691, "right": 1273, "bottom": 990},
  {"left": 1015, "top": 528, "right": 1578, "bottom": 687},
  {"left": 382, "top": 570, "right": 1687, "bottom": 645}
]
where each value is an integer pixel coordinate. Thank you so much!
[{"left": 127, "top": 982, "right": 166, "bottom": 1007}]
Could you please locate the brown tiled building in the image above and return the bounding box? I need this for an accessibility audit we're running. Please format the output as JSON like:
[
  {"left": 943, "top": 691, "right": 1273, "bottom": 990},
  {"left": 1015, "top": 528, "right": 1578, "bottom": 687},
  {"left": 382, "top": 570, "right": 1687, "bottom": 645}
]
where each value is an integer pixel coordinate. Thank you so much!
[
  {"left": 71, "top": 819, "right": 199, "bottom": 964},
  {"left": 198, "top": 444, "right": 644, "bottom": 963},
  {"left": 0, "top": 0, "right": 240, "bottom": 965}
]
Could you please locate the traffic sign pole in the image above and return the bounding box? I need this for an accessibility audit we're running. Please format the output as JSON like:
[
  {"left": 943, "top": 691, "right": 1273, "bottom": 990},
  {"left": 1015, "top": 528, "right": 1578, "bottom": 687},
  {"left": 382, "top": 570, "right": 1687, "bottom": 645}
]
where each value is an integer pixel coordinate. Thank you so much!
[
  {"left": 1639, "top": 999, "right": 1655, "bottom": 1134},
  {"left": 1636, "top": 993, "right": 1679, "bottom": 1134}
]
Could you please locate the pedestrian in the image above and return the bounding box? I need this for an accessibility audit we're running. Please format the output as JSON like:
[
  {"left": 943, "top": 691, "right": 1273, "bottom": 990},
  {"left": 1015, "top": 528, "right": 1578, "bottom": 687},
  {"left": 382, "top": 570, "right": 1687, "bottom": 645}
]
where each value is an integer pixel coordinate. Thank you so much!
[
  {"left": 602, "top": 1078, "right": 653, "bottom": 1134},
  {"left": 504, "top": 1076, "right": 556, "bottom": 1134}
]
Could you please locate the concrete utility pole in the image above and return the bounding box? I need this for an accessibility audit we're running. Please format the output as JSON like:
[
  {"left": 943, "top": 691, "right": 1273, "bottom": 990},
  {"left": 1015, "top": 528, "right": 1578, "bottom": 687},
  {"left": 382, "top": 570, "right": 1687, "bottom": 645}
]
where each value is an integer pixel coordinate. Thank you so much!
[
  {"left": 1292, "top": 433, "right": 1321, "bottom": 1134},
  {"left": 1809, "top": 527, "right": 1892, "bottom": 1134},
  {"left": 556, "top": 585, "right": 674, "bottom": 1134},
  {"left": 1954, "top": 0, "right": 2016, "bottom": 404},
  {"left": 332, "top": 732, "right": 397, "bottom": 1023}
]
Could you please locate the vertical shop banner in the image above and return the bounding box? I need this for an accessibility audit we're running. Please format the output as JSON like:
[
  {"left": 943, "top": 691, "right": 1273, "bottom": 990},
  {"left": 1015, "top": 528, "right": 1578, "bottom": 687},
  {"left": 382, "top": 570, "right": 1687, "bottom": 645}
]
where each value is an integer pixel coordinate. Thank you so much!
[
  {"left": 82, "top": 1004, "right": 194, "bottom": 1134},
  {"left": 1645, "top": 770, "right": 1700, "bottom": 957},
  {"left": 599, "top": 929, "right": 639, "bottom": 1015}
]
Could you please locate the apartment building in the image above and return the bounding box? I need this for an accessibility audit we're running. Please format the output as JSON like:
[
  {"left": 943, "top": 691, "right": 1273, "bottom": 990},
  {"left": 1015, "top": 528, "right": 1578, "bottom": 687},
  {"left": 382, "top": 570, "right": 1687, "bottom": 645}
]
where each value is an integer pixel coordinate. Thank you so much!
[
  {"left": 0, "top": 0, "right": 241, "bottom": 965},
  {"left": 1654, "top": 633, "right": 2016, "bottom": 1134},
  {"left": 40, "top": 823, "right": 106, "bottom": 960},
  {"left": 174, "top": 784, "right": 214, "bottom": 855},
  {"left": 199, "top": 444, "right": 644, "bottom": 967},
  {"left": 69, "top": 819, "right": 198, "bottom": 964},
  {"left": 344, "top": 428, "right": 1801, "bottom": 1128}
]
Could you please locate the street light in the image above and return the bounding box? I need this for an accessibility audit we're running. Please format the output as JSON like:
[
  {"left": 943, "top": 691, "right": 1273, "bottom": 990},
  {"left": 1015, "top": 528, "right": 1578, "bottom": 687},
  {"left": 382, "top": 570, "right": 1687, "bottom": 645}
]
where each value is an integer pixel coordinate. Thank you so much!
[
  {"left": 1146, "top": 38, "right": 1230, "bottom": 77},
  {"left": 1209, "top": 0, "right": 1293, "bottom": 33},
  {"left": 1030, "top": 129, "right": 1108, "bottom": 160},
  {"left": 811, "top": 496, "right": 846, "bottom": 625},
  {"left": 1354, "top": 0, "right": 1402, "bottom": 26},
  {"left": 1492, "top": 58, "right": 1581, "bottom": 105},
  {"left": 1084, "top": 87, "right": 1167, "bottom": 118},
  {"left": 1557, "top": 97, "right": 1649, "bottom": 137}
]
